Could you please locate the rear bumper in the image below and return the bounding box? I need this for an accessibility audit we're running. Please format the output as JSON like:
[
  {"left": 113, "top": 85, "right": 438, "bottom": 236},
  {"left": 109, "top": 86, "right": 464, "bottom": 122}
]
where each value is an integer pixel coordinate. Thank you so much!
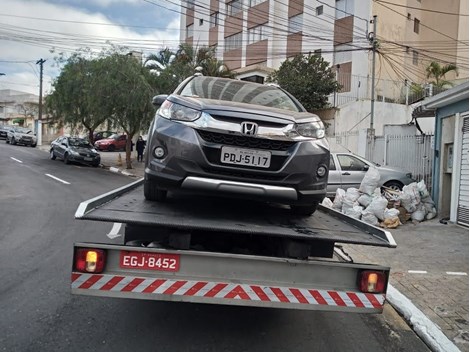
[{"left": 71, "top": 243, "right": 389, "bottom": 313}]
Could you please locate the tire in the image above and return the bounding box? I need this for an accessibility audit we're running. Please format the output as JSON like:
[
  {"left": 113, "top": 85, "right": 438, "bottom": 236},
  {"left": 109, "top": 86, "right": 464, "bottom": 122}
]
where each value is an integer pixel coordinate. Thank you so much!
[
  {"left": 144, "top": 178, "right": 167, "bottom": 202},
  {"left": 6, "top": 138, "right": 9, "bottom": 144},
  {"left": 11, "top": 137, "right": 16, "bottom": 145},
  {"left": 383, "top": 181, "right": 403, "bottom": 192},
  {"left": 31, "top": 144, "right": 36, "bottom": 148},
  {"left": 107, "top": 144, "right": 115, "bottom": 152},
  {"left": 64, "top": 153, "right": 70, "bottom": 165},
  {"left": 290, "top": 203, "right": 318, "bottom": 216},
  {"left": 50, "top": 150, "right": 56, "bottom": 160},
  {"left": 92, "top": 162, "right": 99, "bottom": 168}
]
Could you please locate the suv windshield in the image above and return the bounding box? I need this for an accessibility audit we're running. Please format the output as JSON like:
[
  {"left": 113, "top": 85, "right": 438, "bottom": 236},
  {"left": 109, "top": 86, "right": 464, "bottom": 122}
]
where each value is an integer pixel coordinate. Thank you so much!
[
  {"left": 179, "top": 76, "right": 302, "bottom": 112},
  {"left": 15, "top": 127, "right": 32, "bottom": 134},
  {"left": 69, "top": 138, "right": 92, "bottom": 148}
]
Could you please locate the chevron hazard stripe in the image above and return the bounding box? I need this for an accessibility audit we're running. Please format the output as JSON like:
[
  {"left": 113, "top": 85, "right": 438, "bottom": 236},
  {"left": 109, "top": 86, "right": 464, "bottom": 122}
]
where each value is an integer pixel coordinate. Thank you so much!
[{"left": 72, "top": 273, "right": 385, "bottom": 309}]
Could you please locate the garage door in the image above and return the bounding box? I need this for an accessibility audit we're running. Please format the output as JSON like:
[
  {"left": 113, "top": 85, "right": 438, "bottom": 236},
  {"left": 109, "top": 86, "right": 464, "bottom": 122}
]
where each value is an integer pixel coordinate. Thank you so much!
[{"left": 457, "top": 113, "right": 469, "bottom": 226}]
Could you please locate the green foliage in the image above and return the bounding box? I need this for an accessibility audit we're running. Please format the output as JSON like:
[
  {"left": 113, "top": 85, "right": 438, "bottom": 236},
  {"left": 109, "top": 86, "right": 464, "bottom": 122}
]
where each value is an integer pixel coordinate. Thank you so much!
[
  {"left": 267, "top": 54, "right": 341, "bottom": 111},
  {"left": 425, "top": 61, "right": 458, "bottom": 88},
  {"left": 46, "top": 49, "right": 156, "bottom": 169}
]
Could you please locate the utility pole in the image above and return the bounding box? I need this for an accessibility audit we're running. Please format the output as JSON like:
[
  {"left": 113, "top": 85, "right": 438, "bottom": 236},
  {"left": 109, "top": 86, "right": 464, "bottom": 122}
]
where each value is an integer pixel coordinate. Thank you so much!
[
  {"left": 36, "top": 59, "right": 46, "bottom": 145},
  {"left": 369, "top": 15, "right": 377, "bottom": 131}
]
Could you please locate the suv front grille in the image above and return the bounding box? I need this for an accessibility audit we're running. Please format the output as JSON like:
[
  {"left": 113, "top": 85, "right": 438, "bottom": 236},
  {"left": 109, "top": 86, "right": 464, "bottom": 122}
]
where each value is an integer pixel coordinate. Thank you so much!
[{"left": 197, "top": 130, "right": 296, "bottom": 151}]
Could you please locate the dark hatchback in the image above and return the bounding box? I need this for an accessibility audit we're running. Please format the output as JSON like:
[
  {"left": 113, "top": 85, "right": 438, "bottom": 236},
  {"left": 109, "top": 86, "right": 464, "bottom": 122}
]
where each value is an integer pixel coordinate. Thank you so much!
[
  {"left": 50, "top": 136, "right": 101, "bottom": 167},
  {"left": 144, "top": 75, "right": 330, "bottom": 215}
]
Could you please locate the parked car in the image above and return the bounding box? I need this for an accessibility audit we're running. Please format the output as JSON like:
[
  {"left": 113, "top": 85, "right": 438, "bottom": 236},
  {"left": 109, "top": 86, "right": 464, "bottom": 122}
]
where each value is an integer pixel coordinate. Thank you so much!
[
  {"left": 50, "top": 136, "right": 100, "bottom": 167},
  {"left": 6, "top": 127, "right": 37, "bottom": 147},
  {"left": 0, "top": 125, "right": 14, "bottom": 139},
  {"left": 93, "top": 130, "right": 116, "bottom": 142},
  {"left": 327, "top": 152, "right": 415, "bottom": 197},
  {"left": 94, "top": 134, "right": 127, "bottom": 151},
  {"left": 144, "top": 75, "right": 329, "bottom": 215}
]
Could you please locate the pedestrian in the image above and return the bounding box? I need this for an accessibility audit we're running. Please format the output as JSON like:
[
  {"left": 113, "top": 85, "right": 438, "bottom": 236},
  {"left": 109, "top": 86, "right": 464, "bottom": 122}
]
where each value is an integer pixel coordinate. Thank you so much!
[{"left": 136, "top": 136, "right": 146, "bottom": 162}]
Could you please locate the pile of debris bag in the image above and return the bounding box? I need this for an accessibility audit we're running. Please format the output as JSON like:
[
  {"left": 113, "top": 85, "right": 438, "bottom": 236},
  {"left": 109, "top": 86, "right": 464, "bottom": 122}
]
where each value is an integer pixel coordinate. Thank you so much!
[{"left": 322, "top": 167, "right": 437, "bottom": 228}]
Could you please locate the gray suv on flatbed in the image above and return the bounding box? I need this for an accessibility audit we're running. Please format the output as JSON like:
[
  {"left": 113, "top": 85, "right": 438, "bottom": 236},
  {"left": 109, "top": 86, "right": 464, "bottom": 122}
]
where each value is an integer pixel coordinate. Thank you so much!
[{"left": 144, "top": 75, "right": 330, "bottom": 215}]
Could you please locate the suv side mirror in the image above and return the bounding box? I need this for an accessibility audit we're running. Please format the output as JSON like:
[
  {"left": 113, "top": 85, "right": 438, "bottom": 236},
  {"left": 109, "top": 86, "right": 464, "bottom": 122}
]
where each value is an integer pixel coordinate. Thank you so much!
[
  {"left": 363, "top": 165, "right": 370, "bottom": 171},
  {"left": 152, "top": 95, "right": 168, "bottom": 107}
]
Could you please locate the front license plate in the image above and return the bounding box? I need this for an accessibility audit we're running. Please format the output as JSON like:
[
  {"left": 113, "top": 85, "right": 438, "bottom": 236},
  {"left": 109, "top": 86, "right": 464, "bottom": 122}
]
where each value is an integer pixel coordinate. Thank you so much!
[
  {"left": 84, "top": 157, "right": 92, "bottom": 161},
  {"left": 120, "top": 251, "right": 180, "bottom": 272},
  {"left": 221, "top": 146, "right": 271, "bottom": 168}
]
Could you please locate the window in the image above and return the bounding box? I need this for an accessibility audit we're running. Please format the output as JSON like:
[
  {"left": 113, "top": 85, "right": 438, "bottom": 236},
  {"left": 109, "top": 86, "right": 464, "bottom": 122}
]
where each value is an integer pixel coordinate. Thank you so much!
[
  {"left": 412, "top": 50, "right": 419, "bottom": 65},
  {"left": 288, "top": 14, "right": 303, "bottom": 34},
  {"left": 199, "top": 18, "right": 203, "bottom": 26},
  {"left": 187, "top": 0, "right": 195, "bottom": 9},
  {"left": 210, "top": 12, "right": 219, "bottom": 27},
  {"left": 337, "top": 155, "right": 367, "bottom": 171},
  {"left": 316, "top": 5, "right": 323, "bottom": 16},
  {"left": 414, "top": 18, "right": 420, "bottom": 33},
  {"left": 227, "top": 0, "right": 242, "bottom": 16},
  {"left": 225, "top": 32, "right": 243, "bottom": 51},
  {"left": 335, "top": 0, "right": 354, "bottom": 19},
  {"left": 186, "top": 24, "right": 194, "bottom": 38},
  {"left": 407, "top": 13, "right": 411, "bottom": 20},
  {"left": 248, "top": 25, "right": 268, "bottom": 44},
  {"left": 329, "top": 155, "right": 336, "bottom": 170},
  {"left": 250, "top": 0, "right": 265, "bottom": 6}
]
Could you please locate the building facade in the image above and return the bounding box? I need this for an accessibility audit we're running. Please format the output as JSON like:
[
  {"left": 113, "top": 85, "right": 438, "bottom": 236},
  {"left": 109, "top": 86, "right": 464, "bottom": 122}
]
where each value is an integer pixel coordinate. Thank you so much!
[{"left": 180, "top": 0, "right": 468, "bottom": 106}]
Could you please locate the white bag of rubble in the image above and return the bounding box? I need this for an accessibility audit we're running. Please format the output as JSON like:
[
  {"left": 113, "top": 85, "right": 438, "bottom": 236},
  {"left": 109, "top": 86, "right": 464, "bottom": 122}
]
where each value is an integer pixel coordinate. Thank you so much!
[
  {"left": 321, "top": 197, "right": 333, "bottom": 208},
  {"left": 417, "top": 180, "right": 430, "bottom": 198},
  {"left": 399, "top": 183, "right": 421, "bottom": 213},
  {"left": 358, "top": 194, "right": 373, "bottom": 208},
  {"left": 384, "top": 208, "right": 400, "bottom": 220},
  {"left": 345, "top": 205, "right": 363, "bottom": 219},
  {"left": 365, "top": 195, "right": 388, "bottom": 221},
  {"left": 332, "top": 188, "right": 346, "bottom": 210},
  {"left": 421, "top": 195, "right": 437, "bottom": 220},
  {"left": 426, "top": 207, "right": 437, "bottom": 220},
  {"left": 411, "top": 204, "right": 426, "bottom": 222},
  {"left": 342, "top": 188, "right": 361, "bottom": 213},
  {"left": 359, "top": 167, "right": 381, "bottom": 195},
  {"left": 361, "top": 209, "right": 379, "bottom": 226}
]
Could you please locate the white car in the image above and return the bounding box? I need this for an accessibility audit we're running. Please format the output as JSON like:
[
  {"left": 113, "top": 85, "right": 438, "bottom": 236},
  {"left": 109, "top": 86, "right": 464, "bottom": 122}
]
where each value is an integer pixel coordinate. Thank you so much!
[{"left": 6, "top": 127, "right": 37, "bottom": 147}]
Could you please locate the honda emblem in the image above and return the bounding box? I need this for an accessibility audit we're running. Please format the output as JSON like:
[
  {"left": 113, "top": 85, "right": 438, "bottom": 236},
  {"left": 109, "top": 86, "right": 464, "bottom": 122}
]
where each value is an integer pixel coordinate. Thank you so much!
[{"left": 241, "top": 121, "right": 258, "bottom": 136}]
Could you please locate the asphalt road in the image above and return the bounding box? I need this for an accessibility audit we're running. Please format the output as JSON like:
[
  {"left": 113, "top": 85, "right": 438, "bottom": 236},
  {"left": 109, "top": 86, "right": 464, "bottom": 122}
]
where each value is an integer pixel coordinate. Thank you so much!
[{"left": 0, "top": 142, "right": 431, "bottom": 352}]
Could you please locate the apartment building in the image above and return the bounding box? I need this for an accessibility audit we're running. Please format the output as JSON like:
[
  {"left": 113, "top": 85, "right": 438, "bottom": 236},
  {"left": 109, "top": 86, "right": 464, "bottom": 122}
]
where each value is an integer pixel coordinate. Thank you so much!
[{"left": 180, "top": 0, "right": 468, "bottom": 105}]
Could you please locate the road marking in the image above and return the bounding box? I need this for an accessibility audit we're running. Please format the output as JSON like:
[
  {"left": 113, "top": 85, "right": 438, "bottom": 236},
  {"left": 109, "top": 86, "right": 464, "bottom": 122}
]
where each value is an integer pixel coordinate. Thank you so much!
[
  {"left": 107, "top": 223, "right": 123, "bottom": 239},
  {"left": 10, "top": 157, "right": 23, "bottom": 163},
  {"left": 407, "top": 270, "right": 428, "bottom": 274},
  {"left": 446, "top": 272, "right": 468, "bottom": 276},
  {"left": 45, "top": 174, "right": 70, "bottom": 185}
]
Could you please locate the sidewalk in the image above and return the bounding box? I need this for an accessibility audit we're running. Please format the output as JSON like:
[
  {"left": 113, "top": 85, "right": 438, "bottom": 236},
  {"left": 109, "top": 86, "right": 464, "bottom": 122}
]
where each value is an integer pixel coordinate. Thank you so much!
[{"left": 83, "top": 149, "right": 470, "bottom": 351}]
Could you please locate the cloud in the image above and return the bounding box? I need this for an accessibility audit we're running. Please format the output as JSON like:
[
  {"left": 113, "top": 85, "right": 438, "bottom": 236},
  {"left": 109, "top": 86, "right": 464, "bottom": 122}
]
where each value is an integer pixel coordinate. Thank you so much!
[{"left": 0, "top": 0, "right": 181, "bottom": 95}]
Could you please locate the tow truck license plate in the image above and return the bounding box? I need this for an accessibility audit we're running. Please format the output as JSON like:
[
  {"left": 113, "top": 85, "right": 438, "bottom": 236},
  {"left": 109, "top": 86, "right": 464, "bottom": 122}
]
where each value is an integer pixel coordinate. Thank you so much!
[
  {"left": 120, "top": 251, "right": 180, "bottom": 272},
  {"left": 221, "top": 146, "right": 271, "bottom": 168}
]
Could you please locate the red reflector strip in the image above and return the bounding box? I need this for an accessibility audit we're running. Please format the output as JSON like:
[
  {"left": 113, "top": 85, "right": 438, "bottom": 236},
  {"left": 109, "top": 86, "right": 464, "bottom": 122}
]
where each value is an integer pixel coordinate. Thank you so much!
[{"left": 71, "top": 273, "right": 385, "bottom": 309}]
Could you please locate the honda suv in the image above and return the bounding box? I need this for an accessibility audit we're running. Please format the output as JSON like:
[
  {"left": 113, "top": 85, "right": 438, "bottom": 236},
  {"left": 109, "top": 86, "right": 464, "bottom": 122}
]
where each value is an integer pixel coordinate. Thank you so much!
[{"left": 144, "top": 75, "right": 330, "bottom": 215}]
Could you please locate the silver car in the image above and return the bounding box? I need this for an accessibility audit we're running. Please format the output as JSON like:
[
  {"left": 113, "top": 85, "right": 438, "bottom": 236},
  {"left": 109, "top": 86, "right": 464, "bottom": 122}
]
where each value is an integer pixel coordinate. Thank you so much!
[
  {"left": 6, "top": 127, "right": 37, "bottom": 147},
  {"left": 144, "top": 75, "right": 330, "bottom": 215},
  {"left": 327, "top": 152, "right": 415, "bottom": 197}
]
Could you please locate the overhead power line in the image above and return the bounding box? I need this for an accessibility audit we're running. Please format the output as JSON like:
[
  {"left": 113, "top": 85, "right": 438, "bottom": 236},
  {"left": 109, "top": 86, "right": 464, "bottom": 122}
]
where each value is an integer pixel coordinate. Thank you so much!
[{"left": 375, "top": 0, "right": 469, "bottom": 16}]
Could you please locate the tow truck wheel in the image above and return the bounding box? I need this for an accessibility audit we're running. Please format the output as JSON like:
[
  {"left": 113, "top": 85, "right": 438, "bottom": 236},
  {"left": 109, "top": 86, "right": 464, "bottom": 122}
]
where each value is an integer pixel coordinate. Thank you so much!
[
  {"left": 144, "top": 179, "right": 167, "bottom": 202},
  {"left": 290, "top": 203, "right": 318, "bottom": 216}
]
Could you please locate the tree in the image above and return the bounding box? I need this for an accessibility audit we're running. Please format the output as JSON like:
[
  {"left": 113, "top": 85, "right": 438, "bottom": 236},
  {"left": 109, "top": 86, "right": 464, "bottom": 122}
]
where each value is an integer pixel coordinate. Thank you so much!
[
  {"left": 425, "top": 61, "right": 458, "bottom": 88},
  {"left": 266, "top": 54, "right": 341, "bottom": 112},
  {"left": 95, "top": 53, "right": 155, "bottom": 169},
  {"left": 46, "top": 54, "right": 109, "bottom": 143}
]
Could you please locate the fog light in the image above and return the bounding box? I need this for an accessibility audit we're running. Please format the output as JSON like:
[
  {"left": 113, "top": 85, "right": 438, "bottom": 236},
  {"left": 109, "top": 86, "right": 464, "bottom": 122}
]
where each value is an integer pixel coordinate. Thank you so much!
[
  {"left": 153, "top": 146, "right": 166, "bottom": 159},
  {"left": 317, "top": 165, "right": 327, "bottom": 177}
]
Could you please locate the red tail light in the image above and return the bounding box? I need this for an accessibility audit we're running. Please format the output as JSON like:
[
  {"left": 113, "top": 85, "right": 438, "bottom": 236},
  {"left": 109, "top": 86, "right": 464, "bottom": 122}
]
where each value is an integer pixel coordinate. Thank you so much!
[
  {"left": 75, "top": 248, "right": 106, "bottom": 273},
  {"left": 359, "top": 270, "right": 386, "bottom": 293}
]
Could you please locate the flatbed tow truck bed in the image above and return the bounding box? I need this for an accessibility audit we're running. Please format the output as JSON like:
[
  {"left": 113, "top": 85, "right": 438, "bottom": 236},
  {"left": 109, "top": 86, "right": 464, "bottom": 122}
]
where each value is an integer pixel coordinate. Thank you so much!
[{"left": 72, "top": 179, "right": 396, "bottom": 313}]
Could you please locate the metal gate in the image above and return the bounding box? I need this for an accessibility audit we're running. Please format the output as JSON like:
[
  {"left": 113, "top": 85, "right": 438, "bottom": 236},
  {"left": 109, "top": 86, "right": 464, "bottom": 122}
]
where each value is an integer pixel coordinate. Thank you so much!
[
  {"left": 366, "top": 134, "right": 434, "bottom": 191},
  {"left": 457, "top": 114, "right": 469, "bottom": 226}
]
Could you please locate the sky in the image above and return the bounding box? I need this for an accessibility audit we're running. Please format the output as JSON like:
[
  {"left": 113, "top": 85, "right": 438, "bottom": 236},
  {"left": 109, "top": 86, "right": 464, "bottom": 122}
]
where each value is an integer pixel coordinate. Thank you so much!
[{"left": 0, "top": 0, "right": 182, "bottom": 96}]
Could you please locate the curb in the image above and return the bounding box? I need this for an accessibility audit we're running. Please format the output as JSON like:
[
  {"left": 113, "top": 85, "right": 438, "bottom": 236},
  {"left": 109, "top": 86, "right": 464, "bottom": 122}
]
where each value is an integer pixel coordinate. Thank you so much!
[{"left": 108, "top": 166, "right": 138, "bottom": 177}]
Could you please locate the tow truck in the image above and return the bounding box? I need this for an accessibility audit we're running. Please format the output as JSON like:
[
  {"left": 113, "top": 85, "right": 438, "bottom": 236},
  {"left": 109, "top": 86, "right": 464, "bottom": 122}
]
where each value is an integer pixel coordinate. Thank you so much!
[{"left": 71, "top": 178, "right": 396, "bottom": 313}]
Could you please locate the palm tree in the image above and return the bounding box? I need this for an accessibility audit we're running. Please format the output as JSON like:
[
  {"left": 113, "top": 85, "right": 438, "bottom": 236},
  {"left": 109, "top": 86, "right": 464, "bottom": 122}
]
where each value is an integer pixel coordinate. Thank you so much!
[
  {"left": 425, "top": 61, "right": 458, "bottom": 88},
  {"left": 144, "top": 48, "right": 175, "bottom": 73}
]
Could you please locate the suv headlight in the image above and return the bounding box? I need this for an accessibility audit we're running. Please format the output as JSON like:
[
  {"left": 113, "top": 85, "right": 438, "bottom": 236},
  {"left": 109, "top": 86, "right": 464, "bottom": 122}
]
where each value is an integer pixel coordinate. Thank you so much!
[
  {"left": 159, "top": 100, "right": 201, "bottom": 122},
  {"left": 295, "top": 121, "right": 325, "bottom": 139}
]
